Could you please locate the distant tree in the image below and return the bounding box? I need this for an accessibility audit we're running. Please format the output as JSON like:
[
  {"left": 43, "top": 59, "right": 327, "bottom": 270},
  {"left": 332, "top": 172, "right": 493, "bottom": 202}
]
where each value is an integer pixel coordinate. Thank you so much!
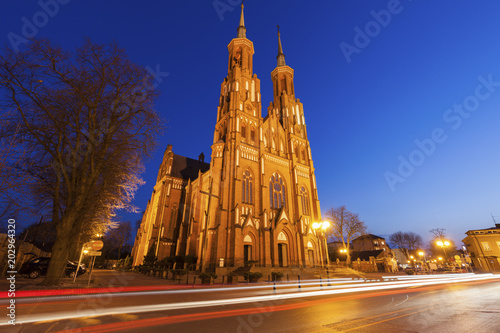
[
  {"left": 0, "top": 38, "right": 162, "bottom": 284},
  {"left": 429, "top": 228, "right": 447, "bottom": 240},
  {"left": 325, "top": 205, "right": 366, "bottom": 265},
  {"left": 389, "top": 231, "right": 423, "bottom": 252},
  {"left": 106, "top": 221, "right": 132, "bottom": 259},
  {"left": 404, "top": 232, "right": 423, "bottom": 251},
  {"left": 389, "top": 231, "right": 405, "bottom": 249},
  {"left": 18, "top": 218, "right": 57, "bottom": 252},
  {"left": 428, "top": 228, "right": 455, "bottom": 261}
]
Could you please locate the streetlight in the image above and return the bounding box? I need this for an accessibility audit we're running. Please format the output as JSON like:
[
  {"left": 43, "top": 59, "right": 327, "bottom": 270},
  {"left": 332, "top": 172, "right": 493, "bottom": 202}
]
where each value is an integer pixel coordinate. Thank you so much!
[
  {"left": 312, "top": 221, "right": 331, "bottom": 267},
  {"left": 418, "top": 251, "right": 425, "bottom": 272},
  {"left": 312, "top": 221, "right": 330, "bottom": 231},
  {"left": 436, "top": 240, "right": 450, "bottom": 265}
]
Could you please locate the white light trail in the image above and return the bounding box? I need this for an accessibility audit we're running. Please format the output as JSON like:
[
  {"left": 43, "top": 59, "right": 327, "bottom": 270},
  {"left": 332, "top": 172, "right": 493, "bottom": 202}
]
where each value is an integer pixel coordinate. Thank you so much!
[{"left": 4, "top": 273, "right": 499, "bottom": 326}]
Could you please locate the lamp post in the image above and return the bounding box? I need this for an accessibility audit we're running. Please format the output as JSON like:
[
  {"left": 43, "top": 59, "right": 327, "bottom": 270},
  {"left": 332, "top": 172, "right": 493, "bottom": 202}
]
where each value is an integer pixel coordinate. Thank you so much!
[
  {"left": 312, "top": 221, "right": 331, "bottom": 267},
  {"left": 436, "top": 240, "right": 450, "bottom": 265},
  {"left": 418, "top": 251, "right": 425, "bottom": 272}
]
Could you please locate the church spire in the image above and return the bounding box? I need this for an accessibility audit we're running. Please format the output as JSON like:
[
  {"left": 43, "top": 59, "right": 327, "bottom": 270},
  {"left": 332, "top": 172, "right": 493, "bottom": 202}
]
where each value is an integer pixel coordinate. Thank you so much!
[
  {"left": 237, "top": 1, "right": 246, "bottom": 38},
  {"left": 277, "top": 25, "right": 286, "bottom": 67}
]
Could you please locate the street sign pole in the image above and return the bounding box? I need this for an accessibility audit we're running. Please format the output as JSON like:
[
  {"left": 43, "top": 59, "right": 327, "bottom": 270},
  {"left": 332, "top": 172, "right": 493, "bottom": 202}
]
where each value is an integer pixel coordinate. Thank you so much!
[
  {"left": 87, "top": 255, "right": 96, "bottom": 287},
  {"left": 74, "top": 242, "right": 90, "bottom": 283}
]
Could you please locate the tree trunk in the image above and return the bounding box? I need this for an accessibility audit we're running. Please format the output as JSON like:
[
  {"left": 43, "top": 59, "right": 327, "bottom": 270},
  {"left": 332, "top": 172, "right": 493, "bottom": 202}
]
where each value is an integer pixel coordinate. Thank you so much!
[{"left": 43, "top": 212, "right": 79, "bottom": 284}]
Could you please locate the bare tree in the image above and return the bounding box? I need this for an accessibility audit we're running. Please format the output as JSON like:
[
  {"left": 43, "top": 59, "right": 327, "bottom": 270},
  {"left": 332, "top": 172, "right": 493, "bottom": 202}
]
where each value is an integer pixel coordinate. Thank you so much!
[
  {"left": 404, "top": 232, "right": 423, "bottom": 251},
  {"left": 389, "top": 231, "right": 405, "bottom": 249},
  {"left": 106, "top": 221, "right": 132, "bottom": 260},
  {"left": 390, "top": 231, "right": 423, "bottom": 251},
  {"left": 0, "top": 114, "right": 37, "bottom": 222},
  {"left": 428, "top": 228, "right": 454, "bottom": 260},
  {"left": 0, "top": 38, "right": 162, "bottom": 284},
  {"left": 429, "top": 228, "right": 447, "bottom": 240},
  {"left": 325, "top": 206, "right": 366, "bottom": 265}
]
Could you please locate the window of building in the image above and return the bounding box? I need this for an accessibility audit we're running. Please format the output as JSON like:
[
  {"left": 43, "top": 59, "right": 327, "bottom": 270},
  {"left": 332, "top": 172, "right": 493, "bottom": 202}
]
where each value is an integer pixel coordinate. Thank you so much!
[
  {"left": 242, "top": 170, "right": 253, "bottom": 204},
  {"left": 482, "top": 241, "right": 492, "bottom": 251},
  {"left": 250, "top": 127, "right": 255, "bottom": 142},
  {"left": 300, "top": 186, "right": 310, "bottom": 216},
  {"left": 269, "top": 173, "right": 286, "bottom": 209},
  {"left": 241, "top": 123, "right": 247, "bottom": 139}
]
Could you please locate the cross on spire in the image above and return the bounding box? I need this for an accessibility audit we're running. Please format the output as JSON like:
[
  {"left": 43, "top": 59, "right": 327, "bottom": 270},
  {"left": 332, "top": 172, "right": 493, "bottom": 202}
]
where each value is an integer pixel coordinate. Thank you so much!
[
  {"left": 277, "top": 24, "right": 286, "bottom": 67},
  {"left": 237, "top": 0, "right": 246, "bottom": 38}
]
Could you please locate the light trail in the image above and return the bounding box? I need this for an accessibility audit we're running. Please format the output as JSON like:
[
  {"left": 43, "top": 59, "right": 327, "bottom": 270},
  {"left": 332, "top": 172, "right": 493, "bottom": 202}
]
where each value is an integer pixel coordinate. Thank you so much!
[
  {"left": 5, "top": 273, "right": 478, "bottom": 305},
  {"left": 4, "top": 273, "right": 499, "bottom": 326}
]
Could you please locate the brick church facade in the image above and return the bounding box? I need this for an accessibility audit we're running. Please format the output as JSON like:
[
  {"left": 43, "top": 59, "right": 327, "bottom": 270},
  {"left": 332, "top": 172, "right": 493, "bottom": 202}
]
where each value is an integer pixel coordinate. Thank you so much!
[{"left": 132, "top": 4, "right": 329, "bottom": 272}]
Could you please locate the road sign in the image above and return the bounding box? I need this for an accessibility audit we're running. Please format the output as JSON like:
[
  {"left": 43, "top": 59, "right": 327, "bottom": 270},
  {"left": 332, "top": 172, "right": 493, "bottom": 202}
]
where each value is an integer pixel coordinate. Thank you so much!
[
  {"left": 91, "top": 240, "right": 104, "bottom": 251},
  {"left": 87, "top": 251, "right": 101, "bottom": 256}
]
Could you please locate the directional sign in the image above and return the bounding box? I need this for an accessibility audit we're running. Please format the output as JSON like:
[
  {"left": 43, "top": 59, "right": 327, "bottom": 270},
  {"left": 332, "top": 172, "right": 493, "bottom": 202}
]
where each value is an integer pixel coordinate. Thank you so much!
[
  {"left": 91, "top": 240, "right": 104, "bottom": 251},
  {"left": 87, "top": 251, "right": 102, "bottom": 256}
]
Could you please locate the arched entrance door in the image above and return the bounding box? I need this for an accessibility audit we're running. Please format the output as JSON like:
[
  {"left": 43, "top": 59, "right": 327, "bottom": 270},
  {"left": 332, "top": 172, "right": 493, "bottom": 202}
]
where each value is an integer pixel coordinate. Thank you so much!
[
  {"left": 307, "top": 241, "right": 315, "bottom": 267},
  {"left": 277, "top": 231, "right": 288, "bottom": 267},
  {"left": 243, "top": 235, "right": 253, "bottom": 265}
]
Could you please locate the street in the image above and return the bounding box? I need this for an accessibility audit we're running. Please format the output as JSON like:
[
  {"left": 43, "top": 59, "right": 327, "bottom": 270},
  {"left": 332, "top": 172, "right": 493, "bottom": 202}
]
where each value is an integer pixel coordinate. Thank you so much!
[{"left": 1, "top": 271, "right": 500, "bottom": 332}]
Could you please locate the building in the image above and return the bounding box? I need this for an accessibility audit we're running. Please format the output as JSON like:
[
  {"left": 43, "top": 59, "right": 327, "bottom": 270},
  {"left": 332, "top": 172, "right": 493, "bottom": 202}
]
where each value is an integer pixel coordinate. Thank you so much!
[
  {"left": 392, "top": 248, "right": 410, "bottom": 269},
  {"left": 352, "top": 234, "right": 391, "bottom": 252},
  {"left": 351, "top": 234, "right": 397, "bottom": 272},
  {"left": 462, "top": 223, "right": 500, "bottom": 272},
  {"left": 131, "top": 3, "right": 329, "bottom": 273}
]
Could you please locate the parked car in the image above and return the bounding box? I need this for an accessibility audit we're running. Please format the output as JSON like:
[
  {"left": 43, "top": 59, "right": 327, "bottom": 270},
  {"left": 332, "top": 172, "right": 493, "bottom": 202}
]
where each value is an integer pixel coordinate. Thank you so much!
[{"left": 19, "top": 257, "right": 86, "bottom": 279}]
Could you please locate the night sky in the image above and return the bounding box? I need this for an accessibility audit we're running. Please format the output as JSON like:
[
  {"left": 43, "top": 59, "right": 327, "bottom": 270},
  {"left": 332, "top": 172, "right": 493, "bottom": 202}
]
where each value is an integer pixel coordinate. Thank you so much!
[{"left": 2, "top": 1, "right": 500, "bottom": 246}]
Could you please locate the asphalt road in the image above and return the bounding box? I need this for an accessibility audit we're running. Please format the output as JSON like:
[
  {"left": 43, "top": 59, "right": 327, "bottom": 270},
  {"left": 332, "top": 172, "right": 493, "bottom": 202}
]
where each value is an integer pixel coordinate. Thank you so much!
[{"left": 2, "top": 271, "right": 500, "bottom": 333}]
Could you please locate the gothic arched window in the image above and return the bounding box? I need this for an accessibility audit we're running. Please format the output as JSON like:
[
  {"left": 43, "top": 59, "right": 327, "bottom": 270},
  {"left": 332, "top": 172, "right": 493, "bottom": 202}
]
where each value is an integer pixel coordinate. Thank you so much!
[
  {"left": 269, "top": 173, "right": 287, "bottom": 209},
  {"left": 300, "top": 186, "right": 310, "bottom": 216},
  {"left": 242, "top": 170, "right": 253, "bottom": 204},
  {"left": 241, "top": 123, "right": 247, "bottom": 139}
]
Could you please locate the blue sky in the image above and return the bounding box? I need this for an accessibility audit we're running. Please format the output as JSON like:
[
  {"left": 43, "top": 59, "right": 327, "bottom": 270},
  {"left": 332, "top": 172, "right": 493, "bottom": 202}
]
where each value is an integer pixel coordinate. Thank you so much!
[{"left": 2, "top": 1, "right": 500, "bottom": 246}]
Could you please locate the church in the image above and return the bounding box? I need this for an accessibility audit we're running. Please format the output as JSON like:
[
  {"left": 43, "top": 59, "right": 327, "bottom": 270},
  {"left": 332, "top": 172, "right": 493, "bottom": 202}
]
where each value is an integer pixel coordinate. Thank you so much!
[{"left": 131, "top": 3, "right": 329, "bottom": 274}]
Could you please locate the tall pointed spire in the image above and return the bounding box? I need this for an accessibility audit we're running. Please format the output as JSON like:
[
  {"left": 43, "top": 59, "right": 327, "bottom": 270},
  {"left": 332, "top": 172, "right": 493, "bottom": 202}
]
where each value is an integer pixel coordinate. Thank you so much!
[
  {"left": 277, "top": 25, "right": 286, "bottom": 67},
  {"left": 237, "top": 0, "right": 246, "bottom": 38}
]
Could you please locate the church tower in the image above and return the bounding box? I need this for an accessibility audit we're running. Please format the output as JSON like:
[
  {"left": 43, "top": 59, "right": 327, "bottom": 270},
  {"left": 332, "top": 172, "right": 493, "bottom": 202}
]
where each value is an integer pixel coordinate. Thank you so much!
[
  {"left": 132, "top": 2, "right": 328, "bottom": 274},
  {"left": 196, "top": 2, "right": 327, "bottom": 272}
]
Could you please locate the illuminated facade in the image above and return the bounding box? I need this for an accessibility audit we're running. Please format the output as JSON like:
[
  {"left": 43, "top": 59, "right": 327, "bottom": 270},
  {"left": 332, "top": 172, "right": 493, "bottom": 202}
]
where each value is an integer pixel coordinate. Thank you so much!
[
  {"left": 463, "top": 224, "right": 500, "bottom": 272},
  {"left": 132, "top": 4, "right": 328, "bottom": 272}
]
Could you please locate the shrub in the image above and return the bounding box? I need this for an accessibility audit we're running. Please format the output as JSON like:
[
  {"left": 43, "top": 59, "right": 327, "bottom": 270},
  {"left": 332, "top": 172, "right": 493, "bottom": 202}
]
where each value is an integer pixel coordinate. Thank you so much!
[
  {"left": 271, "top": 272, "right": 284, "bottom": 281},
  {"left": 143, "top": 246, "right": 157, "bottom": 267},
  {"left": 243, "top": 272, "right": 263, "bottom": 281},
  {"left": 171, "top": 269, "right": 187, "bottom": 276},
  {"left": 158, "top": 256, "right": 175, "bottom": 269},
  {"left": 123, "top": 255, "right": 132, "bottom": 269}
]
